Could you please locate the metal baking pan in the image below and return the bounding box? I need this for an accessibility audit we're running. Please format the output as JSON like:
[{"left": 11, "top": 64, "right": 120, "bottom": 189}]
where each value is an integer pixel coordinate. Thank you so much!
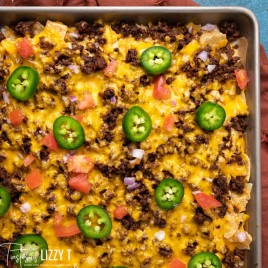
[{"left": 0, "top": 6, "right": 261, "bottom": 268}]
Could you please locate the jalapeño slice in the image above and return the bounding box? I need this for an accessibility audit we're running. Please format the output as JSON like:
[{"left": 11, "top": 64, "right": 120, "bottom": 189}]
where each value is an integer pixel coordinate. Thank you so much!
[
  {"left": 11, "top": 234, "right": 48, "bottom": 268},
  {"left": 188, "top": 252, "right": 222, "bottom": 268},
  {"left": 196, "top": 101, "right": 226, "bottom": 131},
  {"left": 53, "top": 116, "right": 85, "bottom": 150},
  {"left": 7, "top": 66, "right": 39, "bottom": 101},
  {"left": 122, "top": 106, "right": 152, "bottom": 142},
  {"left": 155, "top": 178, "right": 184, "bottom": 210},
  {"left": 0, "top": 186, "right": 11, "bottom": 217},
  {"left": 140, "top": 46, "right": 172, "bottom": 75},
  {"left": 77, "top": 205, "right": 112, "bottom": 239}
]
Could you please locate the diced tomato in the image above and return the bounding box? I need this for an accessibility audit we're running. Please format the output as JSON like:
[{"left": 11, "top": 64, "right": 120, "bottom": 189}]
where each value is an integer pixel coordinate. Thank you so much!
[
  {"left": 163, "top": 113, "right": 175, "bottom": 131},
  {"left": 17, "top": 37, "right": 34, "bottom": 59},
  {"left": 23, "top": 154, "right": 35, "bottom": 167},
  {"left": 194, "top": 192, "right": 222, "bottom": 210},
  {"left": 77, "top": 93, "right": 95, "bottom": 110},
  {"left": 153, "top": 76, "right": 172, "bottom": 100},
  {"left": 168, "top": 258, "right": 186, "bottom": 268},
  {"left": 235, "top": 69, "right": 249, "bottom": 90},
  {"left": 113, "top": 205, "right": 128, "bottom": 220},
  {"left": 72, "top": 114, "right": 84, "bottom": 122},
  {"left": 25, "top": 168, "right": 42, "bottom": 189},
  {"left": 9, "top": 109, "right": 24, "bottom": 127},
  {"left": 54, "top": 214, "right": 81, "bottom": 237},
  {"left": 68, "top": 173, "right": 92, "bottom": 194},
  {"left": 104, "top": 60, "right": 118, "bottom": 78},
  {"left": 42, "top": 132, "right": 58, "bottom": 151},
  {"left": 67, "top": 155, "right": 94, "bottom": 173}
]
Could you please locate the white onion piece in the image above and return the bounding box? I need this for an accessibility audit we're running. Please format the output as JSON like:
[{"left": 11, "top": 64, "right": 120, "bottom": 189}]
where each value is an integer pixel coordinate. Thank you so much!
[
  {"left": 2, "top": 92, "right": 10, "bottom": 104},
  {"left": 68, "top": 65, "right": 80, "bottom": 74},
  {"left": 205, "top": 177, "right": 213, "bottom": 182},
  {"left": 124, "top": 177, "right": 135, "bottom": 185},
  {"left": 69, "top": 32, "right": 79, "bottom": 38},
  {"left": 20, "top": 202, "right": 31, "bottom": 213},
  {"left": 192, "top": 190, "right": 201, "bottom": 195},
  {"left": 70, "top": 95, "right": 77, "bottom": 102},
  {"left": 62, "top": 156, "right": 68, "bottom": 163},
  {"left": 236, "top": 232, "right": 247, "bottom": 242},
  {"left": 127, "top": 182, "right": 140, "bottom": 190},
  {"left": 207, "top": 64, "right": 216, "bottom": 73},
  {"left": 180, "top": 215, "right": 187, "bottom": 223},
  {"left": 110, "top": 96, "right": 116, "bottom": 104},
  {"left": 188, "top": 26, "right": 193, "bottom": 34},
  {"left": 154, "top": 230, "right": 165, "bottom": 241},
  {"left": 201, "top": 23, "right": 216, "bottom": 31},
  {"left": 131, "top": 149, "right": 144, "bottom": 160},
  {"left": 198, "top": 51, "right": 209, "bottom": 62}
]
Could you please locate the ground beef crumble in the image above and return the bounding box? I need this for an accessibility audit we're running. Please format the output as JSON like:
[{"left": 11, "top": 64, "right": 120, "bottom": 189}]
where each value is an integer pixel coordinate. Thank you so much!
[
  {"left": 227, "top": 115, "right": 248, "bottom": 133},
  {"left": 229, "top": 176, "right": 245, "bottom": 194},
  {"left": 212, "top": 175, "right": 229, "bottom": 201},
  {"left": 140, "top": 75, "right": 152, "bottom": 86},
  {"left": 13, "top": 20, "right": 37, "bottom": 37},
  {"left": 119, "top": 214, "right": 140, "bottom": 231},
  {"left": 0, "top": 167, "right": 22, "bottom": 202},
  {"left": 81, "top": 54, "right": 107, "bottom": 75},
  {"left": 183, "top": 241, "right": 198, "bottom": 256},
  {"left": 219, "top": 21, "right": 241, "bottom": 42},
  {"left": 194, "top": 207, "right": 212, "bottom": 224},
  {"left": 125, "top": 49, "right": 139, "bottom": 66},
  {"left": 158, "top": 244, "right": 173, "bottom": 257}
]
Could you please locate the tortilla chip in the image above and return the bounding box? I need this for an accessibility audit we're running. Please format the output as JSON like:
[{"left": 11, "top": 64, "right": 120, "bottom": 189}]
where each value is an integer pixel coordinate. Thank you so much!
[
  {"left": 230, "top": 183, "right": 252, "bottom": 212},
  {"left": 232, "top": 37, "right": 248, "bottom": 66},
  {"left": 199, "top": 28, "right": 228, "bottom": 49},
  {"left": 45, "top": 20, "right": 67, "bottom": 39}
]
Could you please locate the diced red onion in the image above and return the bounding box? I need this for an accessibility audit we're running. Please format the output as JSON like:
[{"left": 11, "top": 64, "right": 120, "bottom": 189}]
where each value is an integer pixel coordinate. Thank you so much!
[
  {"left": 131, "top": 149, "right": 144, "bottom": 160},
  {"left": 236, "top": 232, "right": 247, "bottom": 242},
  {"left": 124, "top": 177, "right": 135, "bottom": 185},
  {"left": 6, "top": 119, "right": 10, "bottom": 124},
  {"left": 68, "top": 65, "right": 79, "bottom": 74},
  {"left": 201, "top": 23, "right": 216, "bottom": 31},
  {"left": 69, "top": 32, "right": 79, "bottom": 38},
  {"left": 69, "top": 150, "right": 76, "bottom": 156},
  {"left": 207, "top": 64, "right": 216, "bottom": 73},
  {"left": 110, "top": 96, "right": 116, "bottom": 104},
  {"left": 192, "top": 190, "right": 201, "bottom": 195},
  {"left": 2, "top": 92, "right": 10, "bottom": 104},
  {"left": 171, "top": 99, "right": 177, "bottom": 106},
  {"left": 70, "top": 95, "right": 77, "bottom": 102},
  {"left": 94, "top": 42, "right": 99, "bottom": 49},
  {"left": 198, "top": 51, "right": 209, "bottom": 62},
  {"left": 20, "top": 202, "right": 31, "bottom": 213},
  {"left": 154, "top": 230, "right": 165, "bottom": 241},
  {"left": 127, "top": 182, "right": 140, "bottom": 190}
]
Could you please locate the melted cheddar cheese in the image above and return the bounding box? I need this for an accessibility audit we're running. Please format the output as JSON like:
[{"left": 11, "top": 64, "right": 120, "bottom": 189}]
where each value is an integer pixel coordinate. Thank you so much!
[{"left": 0, "top": 20, "right": 251, "bottom": 268}]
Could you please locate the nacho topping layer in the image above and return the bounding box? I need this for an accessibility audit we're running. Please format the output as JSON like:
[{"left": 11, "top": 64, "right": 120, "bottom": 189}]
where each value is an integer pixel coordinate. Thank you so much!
[{"left": 0, "top": 19, "right": 251, "bottom": 268}]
